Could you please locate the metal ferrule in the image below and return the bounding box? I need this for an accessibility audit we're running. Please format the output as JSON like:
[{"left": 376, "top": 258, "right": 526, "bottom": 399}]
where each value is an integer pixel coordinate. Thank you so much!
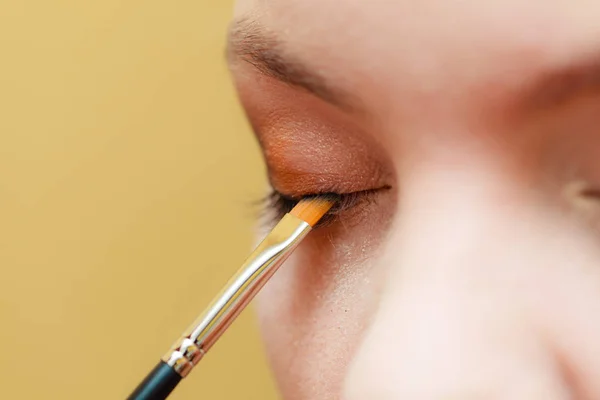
[{"left": 162, "top": 213, "right": 311, "bottom": 377}]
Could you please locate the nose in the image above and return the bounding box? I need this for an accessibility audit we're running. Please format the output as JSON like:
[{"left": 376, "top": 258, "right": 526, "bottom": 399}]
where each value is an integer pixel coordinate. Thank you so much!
[{"left": 344, "top": 170, "right": 573, "bottom": 399}]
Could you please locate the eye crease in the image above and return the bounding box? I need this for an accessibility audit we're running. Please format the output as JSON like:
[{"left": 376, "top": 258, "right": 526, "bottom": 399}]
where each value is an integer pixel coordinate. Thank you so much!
[{"left": 263, "top": 186, "right": 390, "bottom": 228}]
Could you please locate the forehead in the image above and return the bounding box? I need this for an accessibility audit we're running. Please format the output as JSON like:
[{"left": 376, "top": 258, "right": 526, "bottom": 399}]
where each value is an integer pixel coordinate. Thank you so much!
[
  {"left": 233, "top": 0, "right": 600, "bottom": 128},
  {"left": 235, "top": 0, "right": 600, "bottom": 44},
  {"left": 234, "top": 0, "right": 600, "bottom": 86}
]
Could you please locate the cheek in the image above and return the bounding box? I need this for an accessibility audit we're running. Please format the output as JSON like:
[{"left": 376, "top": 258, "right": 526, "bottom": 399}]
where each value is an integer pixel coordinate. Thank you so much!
[
  {"left": 255, "top": 206, "right": 393, "bottom": 398},
  {"left": 256, "top": 246, "right": 376, "bottom": 398}
]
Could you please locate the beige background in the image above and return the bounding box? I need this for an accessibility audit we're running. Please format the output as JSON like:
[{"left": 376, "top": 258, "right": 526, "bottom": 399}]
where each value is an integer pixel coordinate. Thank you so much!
[{"left": 0, "top": 1, "right": 279, "bottom": 398}]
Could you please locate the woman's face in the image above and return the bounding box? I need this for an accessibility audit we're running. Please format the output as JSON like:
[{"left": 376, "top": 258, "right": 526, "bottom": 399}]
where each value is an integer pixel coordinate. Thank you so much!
[{"left": 229, "top": 1, "right": 600, "bottom": 398}]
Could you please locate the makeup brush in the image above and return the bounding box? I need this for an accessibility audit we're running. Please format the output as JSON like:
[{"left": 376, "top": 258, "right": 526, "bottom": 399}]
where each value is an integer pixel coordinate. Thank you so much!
[{"left": 127, "top": 196, "right": 336, "bottom": 400}]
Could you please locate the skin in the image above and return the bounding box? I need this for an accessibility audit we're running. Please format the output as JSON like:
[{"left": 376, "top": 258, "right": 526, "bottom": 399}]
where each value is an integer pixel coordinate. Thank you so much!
[{"left": 228, "top": 1, "right": 600, "bottom": 398}]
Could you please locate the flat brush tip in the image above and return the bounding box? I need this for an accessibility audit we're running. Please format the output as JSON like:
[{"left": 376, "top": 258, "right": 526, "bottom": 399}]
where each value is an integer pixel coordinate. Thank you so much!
[{"left": 290, "top": 196, "right": 337, "bottom": 227}]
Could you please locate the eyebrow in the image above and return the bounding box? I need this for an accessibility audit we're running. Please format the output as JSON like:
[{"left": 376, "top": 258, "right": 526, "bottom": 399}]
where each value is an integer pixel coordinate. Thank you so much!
[
  {"left": 227, "top": 18, "right": 356, "bottom": 110},
  {"left": 514, "top": 55, "right": 600, "bottom": 114},
  {"left": 229, "top": 18, "right": 600, "bottom": 118}
]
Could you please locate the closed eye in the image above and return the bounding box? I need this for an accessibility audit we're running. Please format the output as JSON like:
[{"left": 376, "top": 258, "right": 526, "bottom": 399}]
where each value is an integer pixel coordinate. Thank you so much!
[
  {"left": 262, "top": 186, "right": 390, "bottom": 228},
  {"left": 581, "top": 187, "right": 600, "bottom": 199}
]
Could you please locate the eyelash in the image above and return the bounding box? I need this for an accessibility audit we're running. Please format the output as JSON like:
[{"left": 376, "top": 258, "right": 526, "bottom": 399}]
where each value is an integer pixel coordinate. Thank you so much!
[{"left": 263, "top": 188, "right": 383, "bottom": 227}]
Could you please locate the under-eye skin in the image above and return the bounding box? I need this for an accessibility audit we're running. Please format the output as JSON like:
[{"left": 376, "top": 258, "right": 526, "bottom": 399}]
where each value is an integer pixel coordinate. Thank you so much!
[{"left": 262, "top": 187, "right": 390, "bottom": 228}]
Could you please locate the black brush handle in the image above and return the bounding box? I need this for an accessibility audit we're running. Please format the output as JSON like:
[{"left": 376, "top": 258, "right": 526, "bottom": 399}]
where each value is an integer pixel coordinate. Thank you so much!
[{"left": 127, "top": 361, "right": 182, "bottom": 400}]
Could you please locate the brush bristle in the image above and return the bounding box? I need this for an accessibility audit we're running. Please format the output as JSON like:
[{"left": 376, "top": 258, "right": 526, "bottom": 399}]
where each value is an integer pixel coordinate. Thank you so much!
[{"left": 290, "top": 196, "right": 336, "bottom": 227}]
